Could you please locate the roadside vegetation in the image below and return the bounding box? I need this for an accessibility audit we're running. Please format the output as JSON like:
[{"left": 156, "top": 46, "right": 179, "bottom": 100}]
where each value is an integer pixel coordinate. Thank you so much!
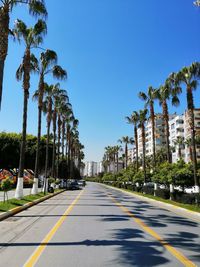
[{"left": 0, "top": 1, "right": 85, "bottom": 199}]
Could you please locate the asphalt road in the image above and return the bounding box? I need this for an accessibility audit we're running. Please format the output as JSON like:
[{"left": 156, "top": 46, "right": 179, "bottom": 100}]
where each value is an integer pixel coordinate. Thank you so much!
[{"left": 0, "top": 182, "right": 199, "bottom": 267}]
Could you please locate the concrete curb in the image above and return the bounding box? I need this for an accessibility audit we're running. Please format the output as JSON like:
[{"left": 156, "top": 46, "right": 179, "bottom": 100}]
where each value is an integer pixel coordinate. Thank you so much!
[
  {"left": 0, "top": 189, "right": 65, "bottom": 222},
  {"left": 101, "top": 183, "right": 200, "bottom": 221}
]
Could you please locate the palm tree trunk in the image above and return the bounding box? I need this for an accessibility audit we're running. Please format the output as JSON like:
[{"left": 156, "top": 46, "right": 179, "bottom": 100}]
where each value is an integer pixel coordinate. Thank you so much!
[
  {"left": 44, "top": 117, "right": 51, "bottom": 194},
  {"left": 62, "top": 120, "right": 65, "bottom": 159},
  {"left": 15, "top": 48, "right": 30, "bottom": 199},
  {"left": 178, "top": 146, "right": 181, "bottom": 160},
  {"left": 51, "top": 109, "right": 57, "bottom": 178},
  {"left": 57, "top": 115, "right": 61, "bottom": 178},
  {"left": 117, "top": 152, "right": 119, "bottom": 172},
  {"left": 189, "top": 146, "right": 193, "bottom": 162},
  {"left": 187, "top": 87, "right": 199, "bottom": 187},
  {"left": 32, "top": 76, "right": 44, "bottom": 194},
  {"left": 0, "top": 4, "right": 9, "bottom": 109},
  {"left": 125, "top": 143, "right": 128, "bottom": 169},
  {"left": 15, "top": 89, "right": 29, "bottom": 199},
  {"left": 163, "top": 101, "right": 171, "bottom": 163},
  {"left": 32, "top": 106, "right": 41, "bottom": 194},
  {"left": 150, "top": 104, "right": 156, "bottom": 168},
  {"left": 142, "top": 124, "right": 146, "bottom": 183},
  {"left": 134, "top": 124, "right": 139, "bottom": 172}
]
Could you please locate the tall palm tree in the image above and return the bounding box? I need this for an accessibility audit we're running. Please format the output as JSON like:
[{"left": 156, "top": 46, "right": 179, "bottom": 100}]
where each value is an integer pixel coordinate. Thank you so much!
[
  {"left": 32, "top": 50, "right": 67, "bottom": 194},
  {"left": 118, "top": 136, "right": 134, "bottom": 169},
  {"left": 176, "top": 62, "right": 200, "bottom": 190},
  {"left": 173, "top": 136, "right": 185, "bottom": 160},
  {"left": 138, "top": 87, "right": 157, "bottom": 169},
  {"left": 56, "top": 98, "right": 70, "bottom": 178},
  {"left": 113, "top": 145, "right": 122, "bottom": 172},
  {"left": 126, "top": 111, "right": 139, "bottom": 171},
  {"left": 0, "top": 0, "right": 47, "bottom": 109},
  {"left": 156, "top": 77, "right": 181, "bottom": 163},
  {"left": 51, "top": 85, "right": 68, "bottom": 179},
  {"left": 13, "top": 19, "right": 47, "bottom": 199},
  {"left": 42, "top": 83, "right": 62, "bottom": 193},
  {"left": 138, "top": 109, "right": 148, "bottom": 184}
]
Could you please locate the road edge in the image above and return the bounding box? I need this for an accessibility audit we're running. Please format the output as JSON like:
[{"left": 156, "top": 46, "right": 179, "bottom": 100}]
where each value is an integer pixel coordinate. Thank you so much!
[
  {"left": 0, "top": 189, "right": 65, "bottom": 222},
  {"left": 101, "top": 183, "right": 200, "bottom": 220}
]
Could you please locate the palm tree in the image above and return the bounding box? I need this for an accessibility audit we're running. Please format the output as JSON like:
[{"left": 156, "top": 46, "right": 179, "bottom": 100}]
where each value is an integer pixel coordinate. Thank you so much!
[
  {"left": 176, "top": 62, "right": 200, "bottom": 190},
  {"left": 194, "top": 1, "right": 200, "bottom": 6},
  {"left": 56, "top": 98, "right": 70, "bottom": 178},
  {"left": 113, "top": 145, "right": 122, "bottom": 172},
  {"left": 138, "top": 109, "right": 148, "bottom": 184},
  {"left": 32, "top": 50, "right": 67, "bottom": 194},
  {"left": 118, "top": 136, "right": 134, "bottom": 169},
  {"left": 156, "top": 77, "right": 181, "bottom": 163},
  {"left": 51, "top": 85, "right": 68, "bottom": 179},
  {"left": 138, "top": 87, "right": 157, "bottom": 169},
  {"left": 126, "top": 111, "right": 139, "bottom": 171},
  {"left": 13, "top": 19, "right": 47, "bottom": 199},
  {"left": 42, "top": 83, "right": 62, "bottom": 193},
  {"left": 173, "top": 136, "right": 185, "bottom": 160},
  {"left": 0, "top": 0, "right": 47, "bottom": 109}
]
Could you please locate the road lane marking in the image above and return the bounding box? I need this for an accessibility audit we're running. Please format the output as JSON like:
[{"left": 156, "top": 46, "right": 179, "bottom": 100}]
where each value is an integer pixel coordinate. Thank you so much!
[
  {"left": 107, "top": 193, "right": 197, "bottom": 267},
  {"left": 24, "top": 190, "right": 84, "bottom": 267}
]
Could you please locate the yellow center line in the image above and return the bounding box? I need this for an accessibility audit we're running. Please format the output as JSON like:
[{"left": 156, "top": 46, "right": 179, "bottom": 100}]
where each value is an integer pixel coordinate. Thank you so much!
[
  {"left": 24, "top": 190, "right": 84, "bottom": 267},
  {"left": 107, "top": 193, "right": 197, "bottom": 267}
]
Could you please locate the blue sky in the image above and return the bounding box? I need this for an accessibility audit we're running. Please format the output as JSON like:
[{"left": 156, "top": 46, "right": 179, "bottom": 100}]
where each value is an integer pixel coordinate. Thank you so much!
[{"left": 0, "top": 0, "right": 200, "bottom": 162}]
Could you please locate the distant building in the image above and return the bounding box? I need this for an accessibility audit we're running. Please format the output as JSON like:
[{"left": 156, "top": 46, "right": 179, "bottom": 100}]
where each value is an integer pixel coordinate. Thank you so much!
[
  {"left": 84, "top": 161, "right": 97, "bottom": 177},
  {"left": 97, "top": 162, "right": 104, "bottom": 174}
]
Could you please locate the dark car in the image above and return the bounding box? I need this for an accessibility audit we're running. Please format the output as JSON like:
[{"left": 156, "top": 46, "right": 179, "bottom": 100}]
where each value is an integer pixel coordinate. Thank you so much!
[{"left": 67, "top": 180, "right": 80, "bottom": 190}]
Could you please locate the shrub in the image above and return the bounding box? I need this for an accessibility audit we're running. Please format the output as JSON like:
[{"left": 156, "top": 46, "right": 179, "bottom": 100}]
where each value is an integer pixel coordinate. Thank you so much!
[
  {"left": 143, "top": 185, "right": 154, "bottom": 195},
  {"left": 1, "top": 178, "right": 13, "bottom": 202},
  {"left": 155, "top": 189, "right": 170, "bottom": 199}
]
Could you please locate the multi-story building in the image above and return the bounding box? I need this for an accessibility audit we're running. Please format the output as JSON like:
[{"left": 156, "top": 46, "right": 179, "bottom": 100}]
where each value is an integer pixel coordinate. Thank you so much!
[
  {"left": 127, "top": 147, "right": 135, "bottom": 164},
  {"left": 169, "top": 114, "right": 185, "bottom": 163},
  {"left": 84, "top": 161, "right": 97, "bottom": 177},
  {"left": 136, "top": 109, "right": 200, "bottom": 163},
  {"left": 137, "top": 114, "right": 173, "bottom": 158},
  {"left": 97, "top": 161, "right": 104, "bottom": 174}
]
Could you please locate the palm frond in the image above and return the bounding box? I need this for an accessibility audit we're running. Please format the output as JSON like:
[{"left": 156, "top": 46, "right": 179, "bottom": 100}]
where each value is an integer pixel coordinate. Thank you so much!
[
  {"left": 52, "top": 65, "right": 67, "bottom": 80},
  {"left": 28, "top": 0, "right": 48, "bottom": 18}
]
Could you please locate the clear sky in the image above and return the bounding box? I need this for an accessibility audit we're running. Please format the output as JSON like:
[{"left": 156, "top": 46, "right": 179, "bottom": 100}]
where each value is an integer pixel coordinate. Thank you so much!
[{"left": 0, "top": 0, "right": 200, "bottom": 162}]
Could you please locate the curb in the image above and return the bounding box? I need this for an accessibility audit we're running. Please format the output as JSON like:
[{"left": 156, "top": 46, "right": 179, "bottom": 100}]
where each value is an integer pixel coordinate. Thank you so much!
[
  {"left": 101, "top": 183, "right": 200, "bottom": 220},
  {"left": 0, "top": 189, "right": 65, "bottom": 222}
]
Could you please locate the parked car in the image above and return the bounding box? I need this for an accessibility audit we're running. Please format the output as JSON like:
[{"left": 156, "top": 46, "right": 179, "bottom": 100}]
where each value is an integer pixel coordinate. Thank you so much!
[
  {"left": 77, "top": 179, "right": 86, "bottom": 187},
  {"left": 67, "top": 180, "right": 80, "bottom": 190},
  {"left": 184, "top": 186, "right": 199, "bottom": 194}
]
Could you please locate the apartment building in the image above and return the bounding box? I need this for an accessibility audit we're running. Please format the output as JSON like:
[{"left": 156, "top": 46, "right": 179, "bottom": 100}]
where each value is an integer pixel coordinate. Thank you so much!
[
  {"left": 135, "top": 109, "right": 200, "bottom": 163},
  {"left": 97, "top": 161, "right": 104, "bottom": 174},
  {"left": 169, "top": 114, "right": 185, "bottom": 163},
  {"left": 127, "top": 147, "right": 135, "bottom": 164},
  {"left": 137, "top": 114, "right": 175, "bottom": 158},
  {"left": 84, "top": 161, "right": 97, "bottom": 177}
]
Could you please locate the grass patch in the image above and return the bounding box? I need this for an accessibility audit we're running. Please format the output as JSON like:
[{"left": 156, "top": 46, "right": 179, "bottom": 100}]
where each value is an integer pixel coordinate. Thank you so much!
[
  {"left": 0, "top": 190, "right": 63, "bottom": 213},
  {"left": 107, "top": 185, "right": 200, "bottom": 213}
]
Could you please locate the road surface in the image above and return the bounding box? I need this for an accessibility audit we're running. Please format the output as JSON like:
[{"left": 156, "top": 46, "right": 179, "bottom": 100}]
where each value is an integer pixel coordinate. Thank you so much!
[{"left": 0, "top": 182, "right": 199, "bottom": 267}]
